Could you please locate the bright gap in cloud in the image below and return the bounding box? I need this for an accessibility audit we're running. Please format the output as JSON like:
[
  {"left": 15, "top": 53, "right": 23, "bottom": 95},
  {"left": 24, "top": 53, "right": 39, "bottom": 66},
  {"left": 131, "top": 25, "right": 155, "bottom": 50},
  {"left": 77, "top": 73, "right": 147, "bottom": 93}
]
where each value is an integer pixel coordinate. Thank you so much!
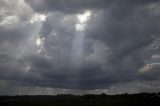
[
  {"left": 77, "top": 10, "right": 91, "bottom": 24},
  {"left": 139, "top": 52, "right": 160, "bottom": 73},
  {"left": 0, "top": 15, "right": 18, "bottom": 26},
  {"left": 30, "top": 13, "right": 46, "bottom": 23},
  {"left": 35, "top": 37, "right": 45, "bottom": 54},
  {"left": 36, "top": 38, "right": 42, "bottom": 46},
  {"left": 75, "top": 10, "right": 91, "bottom": 31}
]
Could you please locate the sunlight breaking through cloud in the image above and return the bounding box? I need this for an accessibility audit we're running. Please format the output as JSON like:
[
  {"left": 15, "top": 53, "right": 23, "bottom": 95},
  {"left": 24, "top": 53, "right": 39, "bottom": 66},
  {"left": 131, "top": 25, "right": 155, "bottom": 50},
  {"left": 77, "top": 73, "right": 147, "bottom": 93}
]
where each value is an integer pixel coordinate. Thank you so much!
[
  {"left": 36, "top": 38, "right": 42, "bottom": 46},
  {"left": 71, "top": 10, "right": 92, "bottom": 67},
  {"left": 30, "top": 13, "right": 46, "bottom": 23},
  {"left": 1, "top": 0, "right": 160, "bottom": 95},
  {"left": 0, "top": 15, "right": 19, "bottom": 26},
  {"left": 75, "top": 10, "right": 91, "bottom": 31}
]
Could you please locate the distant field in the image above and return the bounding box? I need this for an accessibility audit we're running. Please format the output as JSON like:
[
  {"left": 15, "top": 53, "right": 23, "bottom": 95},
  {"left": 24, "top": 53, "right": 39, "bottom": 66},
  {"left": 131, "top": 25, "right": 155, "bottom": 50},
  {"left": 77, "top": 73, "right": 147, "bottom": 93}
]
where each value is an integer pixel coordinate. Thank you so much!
[{"left": 0, "top": 93, "right": 160, "bottom": 106}]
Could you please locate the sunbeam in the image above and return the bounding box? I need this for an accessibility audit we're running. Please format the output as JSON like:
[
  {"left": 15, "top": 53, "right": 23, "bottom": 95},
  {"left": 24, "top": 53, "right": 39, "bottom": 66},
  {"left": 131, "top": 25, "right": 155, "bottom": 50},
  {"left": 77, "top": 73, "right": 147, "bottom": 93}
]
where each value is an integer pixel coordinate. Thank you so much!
[
  {"left": 1, "top": 0, "right": 160, "bottom": 95},
  {"left": 71, "top": 10, "right": 91, "bottom": 69},
  {"left": 71, "top": 32, "right": 85, "bottom": 69}
]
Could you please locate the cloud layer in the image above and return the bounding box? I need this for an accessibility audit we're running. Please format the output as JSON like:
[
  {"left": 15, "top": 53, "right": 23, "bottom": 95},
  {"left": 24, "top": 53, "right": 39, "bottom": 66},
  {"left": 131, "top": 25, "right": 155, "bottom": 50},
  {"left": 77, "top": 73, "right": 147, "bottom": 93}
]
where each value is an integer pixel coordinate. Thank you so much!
[{"left": 0, "top": 0, "right": 160, "bottom": 94}]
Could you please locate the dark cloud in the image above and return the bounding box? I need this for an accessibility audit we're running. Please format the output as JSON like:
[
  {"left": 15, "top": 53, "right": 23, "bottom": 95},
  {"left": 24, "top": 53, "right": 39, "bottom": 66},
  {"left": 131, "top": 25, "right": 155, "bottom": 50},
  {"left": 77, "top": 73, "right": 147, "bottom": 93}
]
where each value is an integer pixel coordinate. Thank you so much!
[
  {"left": 25, "top": 0, "right": 159, "bottom": 13},
  {"left": 0, "top": 0, "right": 160, "bottom": 94},
  {"left": 25, "top": 0, "right": 112, "bottom": 13}
]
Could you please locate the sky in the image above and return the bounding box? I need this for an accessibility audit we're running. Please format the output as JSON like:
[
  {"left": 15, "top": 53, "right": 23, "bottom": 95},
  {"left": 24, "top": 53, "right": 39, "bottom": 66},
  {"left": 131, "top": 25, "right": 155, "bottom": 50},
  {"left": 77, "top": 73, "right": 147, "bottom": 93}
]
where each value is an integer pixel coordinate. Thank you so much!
[{"left": 0, "top": 0, "right": 160, "bottom": 95}]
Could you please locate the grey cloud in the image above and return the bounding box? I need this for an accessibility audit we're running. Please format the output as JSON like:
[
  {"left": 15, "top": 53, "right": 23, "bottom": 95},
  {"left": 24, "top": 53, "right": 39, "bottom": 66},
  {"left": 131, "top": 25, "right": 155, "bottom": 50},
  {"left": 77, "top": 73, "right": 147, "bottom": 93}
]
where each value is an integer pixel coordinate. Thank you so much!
[
  {"left": 25, "top": 0, "right": 113, "bottom": 13},
  {"left": 0, "top": 0, "right": 160, "bottom": 94},
  {"left": 85, "top": 0, "right": 160, "bottom": 81},
  {"left": 25, "top": 0, "right": 159, "bottom": 13}
]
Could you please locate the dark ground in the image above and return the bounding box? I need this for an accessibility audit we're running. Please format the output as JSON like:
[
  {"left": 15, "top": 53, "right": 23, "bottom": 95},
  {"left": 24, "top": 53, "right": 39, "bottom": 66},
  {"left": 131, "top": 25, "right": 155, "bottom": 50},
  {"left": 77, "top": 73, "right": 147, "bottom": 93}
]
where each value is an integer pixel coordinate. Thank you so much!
[{"left": 0, "top": 92, "right": 160, "bottom": 106}]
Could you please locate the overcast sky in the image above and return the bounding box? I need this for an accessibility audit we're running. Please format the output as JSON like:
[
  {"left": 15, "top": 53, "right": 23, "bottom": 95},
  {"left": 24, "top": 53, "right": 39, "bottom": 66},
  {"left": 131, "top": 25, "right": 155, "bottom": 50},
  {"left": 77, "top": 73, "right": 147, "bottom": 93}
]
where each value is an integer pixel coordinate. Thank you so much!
[{"left": 0, "top": 0, "right": 160, "bottom": 95}]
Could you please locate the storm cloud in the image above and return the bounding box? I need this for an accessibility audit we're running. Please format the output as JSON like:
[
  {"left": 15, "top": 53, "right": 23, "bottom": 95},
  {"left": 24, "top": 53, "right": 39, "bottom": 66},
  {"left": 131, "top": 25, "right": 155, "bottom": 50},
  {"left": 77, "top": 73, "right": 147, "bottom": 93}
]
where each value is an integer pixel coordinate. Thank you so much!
[{"left": 0, "top": 0, "right": 160, "bottom": 95}]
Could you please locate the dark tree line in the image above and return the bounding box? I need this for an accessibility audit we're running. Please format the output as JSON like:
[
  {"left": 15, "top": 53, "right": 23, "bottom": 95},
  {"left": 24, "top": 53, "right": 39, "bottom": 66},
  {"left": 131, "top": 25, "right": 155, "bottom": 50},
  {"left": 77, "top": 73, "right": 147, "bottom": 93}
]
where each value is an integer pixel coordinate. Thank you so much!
[{"left": 0, "top": 92, "right": 160, "bottom": 106}]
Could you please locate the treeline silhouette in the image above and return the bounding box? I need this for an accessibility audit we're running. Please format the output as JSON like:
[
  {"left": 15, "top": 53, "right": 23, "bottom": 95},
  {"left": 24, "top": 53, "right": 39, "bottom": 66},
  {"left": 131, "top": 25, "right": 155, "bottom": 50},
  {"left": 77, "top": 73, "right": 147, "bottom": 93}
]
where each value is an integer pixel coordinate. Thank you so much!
[{"left": 0, "top": 92, "right": 160, "bottom": 106}]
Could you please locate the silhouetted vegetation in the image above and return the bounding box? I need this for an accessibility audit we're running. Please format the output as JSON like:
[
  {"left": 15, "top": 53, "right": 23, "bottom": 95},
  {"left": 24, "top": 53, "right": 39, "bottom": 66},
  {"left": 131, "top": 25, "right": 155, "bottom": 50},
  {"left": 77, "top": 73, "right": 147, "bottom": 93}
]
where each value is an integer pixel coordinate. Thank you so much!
[{"left": 0, "top": 92, "right": 160, "bottom": 106}]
